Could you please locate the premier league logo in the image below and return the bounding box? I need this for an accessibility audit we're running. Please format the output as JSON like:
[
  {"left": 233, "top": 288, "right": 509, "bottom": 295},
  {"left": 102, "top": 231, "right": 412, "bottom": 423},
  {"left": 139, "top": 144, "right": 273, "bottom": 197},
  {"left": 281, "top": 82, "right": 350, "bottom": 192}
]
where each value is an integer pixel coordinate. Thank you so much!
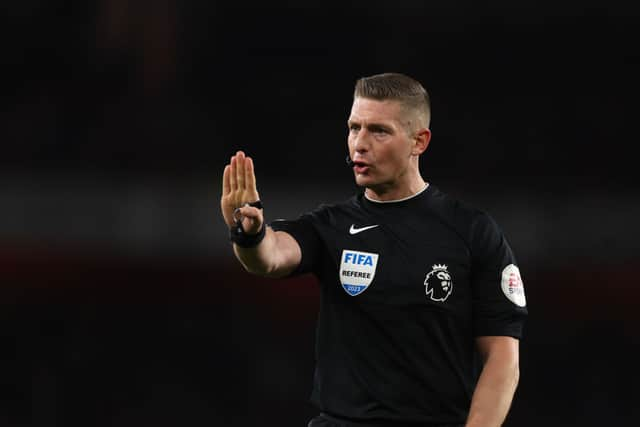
[
  {"left": 501, "top": 264, "right": 526, "bottom": 307},
  {"left": 339, "top": 249, "right": 379, "bottom": 296},
  {"left": 424, "top": 264, "right": 453, "bottom": 302}
]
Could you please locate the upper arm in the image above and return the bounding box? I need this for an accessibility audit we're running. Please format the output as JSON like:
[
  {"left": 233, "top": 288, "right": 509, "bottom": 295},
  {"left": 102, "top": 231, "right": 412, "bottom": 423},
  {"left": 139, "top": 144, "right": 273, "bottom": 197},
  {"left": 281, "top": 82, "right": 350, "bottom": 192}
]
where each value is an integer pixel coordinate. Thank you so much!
[
  {"left": 269, "top": 215, "right": 324, "bottom": 277},
  {"left": 470, "top": 212, "right": 528, "bottom": 338},
  {"left": 268, "top": 229, "right": 303, "bottom": 277},
  {"left": 475, "top": 336, "right": 520, "bottom": 366}
]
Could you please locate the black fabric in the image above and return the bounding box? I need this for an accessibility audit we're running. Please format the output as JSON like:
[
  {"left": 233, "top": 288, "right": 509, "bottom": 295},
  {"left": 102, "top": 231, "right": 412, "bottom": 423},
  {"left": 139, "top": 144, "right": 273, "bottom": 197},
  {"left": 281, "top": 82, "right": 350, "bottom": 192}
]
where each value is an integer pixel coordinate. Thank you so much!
[
  {"left": 308, "top": 412, "right": 465, "bottom": 427},
  {"left": 270, "top": 184, "right": 528, "bottom": 424}
]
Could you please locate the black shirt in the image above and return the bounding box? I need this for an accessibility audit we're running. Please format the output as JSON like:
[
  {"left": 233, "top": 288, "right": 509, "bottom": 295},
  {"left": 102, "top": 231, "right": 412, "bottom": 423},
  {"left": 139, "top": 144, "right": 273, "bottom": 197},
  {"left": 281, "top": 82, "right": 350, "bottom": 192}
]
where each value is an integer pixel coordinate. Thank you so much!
[{"left": 270, "top": 184, "right": 528, "bottom": 425}]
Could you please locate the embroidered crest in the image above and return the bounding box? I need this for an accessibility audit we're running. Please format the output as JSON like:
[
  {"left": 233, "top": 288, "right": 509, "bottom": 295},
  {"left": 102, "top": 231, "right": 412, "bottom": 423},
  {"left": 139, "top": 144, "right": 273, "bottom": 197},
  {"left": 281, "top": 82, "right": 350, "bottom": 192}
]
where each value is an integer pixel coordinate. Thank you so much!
[
  {"left": 339, "top": 249, "right": 379, "bottom": 296},
  {"left": 424, "top": 264, "right": 453, "bottom": 302}
]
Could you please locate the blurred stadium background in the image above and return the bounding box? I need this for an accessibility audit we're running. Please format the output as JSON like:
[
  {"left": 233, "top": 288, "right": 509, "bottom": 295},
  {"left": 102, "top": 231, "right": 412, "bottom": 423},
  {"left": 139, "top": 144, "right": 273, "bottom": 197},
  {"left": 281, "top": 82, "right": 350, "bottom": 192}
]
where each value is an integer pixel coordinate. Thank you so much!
[{"left": 1, "top": 1, "right": 638, "bottom": 426}]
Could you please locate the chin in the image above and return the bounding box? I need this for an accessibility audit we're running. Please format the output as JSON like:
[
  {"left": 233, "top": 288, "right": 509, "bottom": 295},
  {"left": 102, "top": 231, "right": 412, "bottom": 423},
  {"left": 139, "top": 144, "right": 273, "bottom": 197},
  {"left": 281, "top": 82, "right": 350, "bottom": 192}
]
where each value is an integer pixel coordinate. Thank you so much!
[
  {"left": 353, "top": 174, "right": 368, "bottom": 186},
  {"left": 353, "top": 174, "right": 377, "bottom": 188}
]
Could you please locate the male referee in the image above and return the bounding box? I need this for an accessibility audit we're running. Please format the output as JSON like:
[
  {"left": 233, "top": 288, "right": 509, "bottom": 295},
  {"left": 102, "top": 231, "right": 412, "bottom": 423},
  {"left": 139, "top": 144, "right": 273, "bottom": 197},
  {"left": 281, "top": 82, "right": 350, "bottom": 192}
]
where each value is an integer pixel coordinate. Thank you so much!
[{"left": 221, "top": 73, "right": 528, "bottom": 427}]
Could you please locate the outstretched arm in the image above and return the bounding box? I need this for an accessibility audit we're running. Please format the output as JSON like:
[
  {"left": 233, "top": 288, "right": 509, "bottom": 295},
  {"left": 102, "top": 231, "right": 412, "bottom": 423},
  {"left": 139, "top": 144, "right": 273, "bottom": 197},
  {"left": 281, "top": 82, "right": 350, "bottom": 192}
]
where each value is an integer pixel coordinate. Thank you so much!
[
  {"left": 465, "top": 336, "right": 520, "bottom": 427},
  {"left": 221, "top": 151, "right": 302, "bottom": 277}
]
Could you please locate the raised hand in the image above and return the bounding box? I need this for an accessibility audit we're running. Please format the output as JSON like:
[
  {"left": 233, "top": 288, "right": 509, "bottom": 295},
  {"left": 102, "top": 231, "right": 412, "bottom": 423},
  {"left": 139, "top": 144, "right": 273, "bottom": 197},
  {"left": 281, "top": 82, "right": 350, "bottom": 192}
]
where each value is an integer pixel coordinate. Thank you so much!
[{"left": 221, "top": 151, "right": 264, "bottom": 235}]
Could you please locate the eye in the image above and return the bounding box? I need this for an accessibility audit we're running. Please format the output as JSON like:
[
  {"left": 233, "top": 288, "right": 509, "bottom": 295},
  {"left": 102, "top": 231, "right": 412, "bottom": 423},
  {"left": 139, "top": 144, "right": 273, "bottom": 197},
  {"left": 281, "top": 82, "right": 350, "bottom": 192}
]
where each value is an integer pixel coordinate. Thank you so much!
[
  {"left": 349, "top": 124, "right": 360, "bottom": 132},
  {"left": 371, "top": 126, "right": 389, "bottom": 135}
]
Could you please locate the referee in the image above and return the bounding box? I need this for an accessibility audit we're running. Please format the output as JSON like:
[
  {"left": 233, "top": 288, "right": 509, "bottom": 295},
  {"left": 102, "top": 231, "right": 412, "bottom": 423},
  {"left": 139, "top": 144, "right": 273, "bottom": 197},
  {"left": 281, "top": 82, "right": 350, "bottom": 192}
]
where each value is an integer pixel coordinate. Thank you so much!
[{"left": 221, "top": 73, "right": 528, "bottom": 427}]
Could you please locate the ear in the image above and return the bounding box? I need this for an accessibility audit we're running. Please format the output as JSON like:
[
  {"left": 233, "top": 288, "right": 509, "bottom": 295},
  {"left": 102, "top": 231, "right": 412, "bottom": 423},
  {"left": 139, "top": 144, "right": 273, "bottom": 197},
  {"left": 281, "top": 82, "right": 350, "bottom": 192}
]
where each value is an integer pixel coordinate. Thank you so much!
[{"left": 411, "top": 128, "right": 431, "bottom": 156}]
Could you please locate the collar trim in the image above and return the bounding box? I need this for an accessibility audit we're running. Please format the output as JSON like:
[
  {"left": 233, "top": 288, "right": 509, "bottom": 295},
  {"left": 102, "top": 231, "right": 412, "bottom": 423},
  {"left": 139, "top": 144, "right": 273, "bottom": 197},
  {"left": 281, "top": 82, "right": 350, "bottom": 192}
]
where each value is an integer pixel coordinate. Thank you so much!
[{"left": 365, "top": 183, "right": 429, "bottom": 204}]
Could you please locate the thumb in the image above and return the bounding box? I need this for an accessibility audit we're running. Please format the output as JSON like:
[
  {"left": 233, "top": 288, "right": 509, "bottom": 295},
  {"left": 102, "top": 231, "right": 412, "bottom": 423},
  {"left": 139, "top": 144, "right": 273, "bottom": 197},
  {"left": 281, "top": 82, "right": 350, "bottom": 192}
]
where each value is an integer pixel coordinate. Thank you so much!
[{"left": 237, "top": 205, "right": 264, "bottom": 235}]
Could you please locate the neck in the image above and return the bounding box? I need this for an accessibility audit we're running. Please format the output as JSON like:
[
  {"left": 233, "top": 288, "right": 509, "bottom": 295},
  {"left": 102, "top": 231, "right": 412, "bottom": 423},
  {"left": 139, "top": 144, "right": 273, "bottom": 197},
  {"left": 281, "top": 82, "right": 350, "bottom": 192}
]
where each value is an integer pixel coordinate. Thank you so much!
[{"left": 364, "top": 175, "right": 427, "bottom": 202}]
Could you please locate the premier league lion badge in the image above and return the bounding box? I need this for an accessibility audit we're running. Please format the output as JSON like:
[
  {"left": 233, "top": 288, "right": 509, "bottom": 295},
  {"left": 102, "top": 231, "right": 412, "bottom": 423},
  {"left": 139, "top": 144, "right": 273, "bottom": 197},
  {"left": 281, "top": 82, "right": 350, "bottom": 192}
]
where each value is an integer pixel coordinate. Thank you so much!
[{"left": 424, "top": 264, "right": 453, "bottom": 302}]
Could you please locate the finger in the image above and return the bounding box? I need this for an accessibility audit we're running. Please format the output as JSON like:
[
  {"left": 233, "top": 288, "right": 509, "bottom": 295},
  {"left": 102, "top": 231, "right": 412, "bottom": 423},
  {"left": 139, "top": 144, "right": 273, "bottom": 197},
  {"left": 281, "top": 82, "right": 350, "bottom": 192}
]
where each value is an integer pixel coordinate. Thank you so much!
[
  {"left": 229, "top": 156, "right": 238, "bottom": 191},
  {"left": 236, "top": 151, "right": 246, "bottom": 190},
  {"left": 238, "top": 206, "right": 264, "bottom": 234},
  {"left": 222, "top": 165, "right": 231, "bottom": 196},
  {"left": 245, "top": 157, "right": 257, "bottom": 196},
  {"left": 238, "top": 205, "right": 262, "bottom": 219},
  {"left": 242, "top": 217, "right": 262, "bottom": 235}
]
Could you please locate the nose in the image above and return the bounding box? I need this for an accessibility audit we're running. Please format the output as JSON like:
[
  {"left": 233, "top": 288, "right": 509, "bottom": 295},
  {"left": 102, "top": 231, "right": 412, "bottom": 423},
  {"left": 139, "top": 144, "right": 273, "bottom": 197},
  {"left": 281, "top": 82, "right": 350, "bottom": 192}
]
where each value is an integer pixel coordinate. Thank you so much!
[{"left": 352, "top": 129, "right": 370, "bottom": 153}]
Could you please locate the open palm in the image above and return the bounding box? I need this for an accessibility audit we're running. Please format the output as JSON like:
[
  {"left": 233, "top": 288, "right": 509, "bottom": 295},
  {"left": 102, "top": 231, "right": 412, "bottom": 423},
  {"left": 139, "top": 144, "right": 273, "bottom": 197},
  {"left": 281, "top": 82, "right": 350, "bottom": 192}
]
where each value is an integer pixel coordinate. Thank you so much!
[{"left": 221, "top": 151, "right": 263, "bottom": 234}]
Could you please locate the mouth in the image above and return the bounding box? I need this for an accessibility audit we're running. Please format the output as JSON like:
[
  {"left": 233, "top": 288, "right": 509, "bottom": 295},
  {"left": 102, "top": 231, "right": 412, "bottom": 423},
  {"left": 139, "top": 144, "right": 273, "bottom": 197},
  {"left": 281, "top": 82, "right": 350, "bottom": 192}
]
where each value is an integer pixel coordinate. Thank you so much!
[{"left": 353, "top": 161, "right": 370, "bottom": 174}]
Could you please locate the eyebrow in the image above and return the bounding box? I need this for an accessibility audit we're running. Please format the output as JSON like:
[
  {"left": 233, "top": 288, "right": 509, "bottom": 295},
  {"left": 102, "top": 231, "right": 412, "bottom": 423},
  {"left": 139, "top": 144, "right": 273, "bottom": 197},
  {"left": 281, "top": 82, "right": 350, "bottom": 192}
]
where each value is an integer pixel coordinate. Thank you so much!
[{"left": 347, "top": 119, "right": 394, "bottom": 132}]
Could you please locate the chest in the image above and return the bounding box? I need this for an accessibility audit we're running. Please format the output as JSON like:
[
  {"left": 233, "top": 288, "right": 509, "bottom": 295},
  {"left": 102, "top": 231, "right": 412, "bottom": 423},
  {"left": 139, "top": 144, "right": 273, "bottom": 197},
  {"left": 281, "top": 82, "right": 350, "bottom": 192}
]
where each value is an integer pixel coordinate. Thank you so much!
[{"left": 316, "top": 216, "right": 472, "bottom": 311}]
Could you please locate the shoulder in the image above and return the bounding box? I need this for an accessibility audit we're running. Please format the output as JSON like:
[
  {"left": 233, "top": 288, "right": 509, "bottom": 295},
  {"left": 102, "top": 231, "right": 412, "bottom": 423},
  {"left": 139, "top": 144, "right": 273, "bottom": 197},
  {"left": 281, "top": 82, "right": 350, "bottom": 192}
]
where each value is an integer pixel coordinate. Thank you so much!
[
  {"left": 301, "top": 194, "right": 362, "bottom": 224},
  {"left": 433, "top": 190, "right": 513, "bottom": 259},
  {"left": 427, "top": 185, "right": 494, "bottom": 236}
]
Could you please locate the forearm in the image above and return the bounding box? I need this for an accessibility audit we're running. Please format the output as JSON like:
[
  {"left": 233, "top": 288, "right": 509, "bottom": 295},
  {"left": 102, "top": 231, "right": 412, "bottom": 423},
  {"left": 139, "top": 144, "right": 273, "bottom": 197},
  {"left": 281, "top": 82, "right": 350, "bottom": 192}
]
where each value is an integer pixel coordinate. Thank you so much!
[
  {"left": 233, "top": 227, "right": 299, "bottom": 278},
  {"left": 465, "top": 351, "right": 519, "bottom": 427}
]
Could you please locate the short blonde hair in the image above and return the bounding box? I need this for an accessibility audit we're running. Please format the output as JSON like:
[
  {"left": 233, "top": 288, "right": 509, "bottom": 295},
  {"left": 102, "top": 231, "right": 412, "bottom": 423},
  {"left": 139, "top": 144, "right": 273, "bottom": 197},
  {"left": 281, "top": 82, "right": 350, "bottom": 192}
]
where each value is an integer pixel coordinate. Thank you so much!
[{"left": 354, "top": 72, "right": 431, "bottom": 129}]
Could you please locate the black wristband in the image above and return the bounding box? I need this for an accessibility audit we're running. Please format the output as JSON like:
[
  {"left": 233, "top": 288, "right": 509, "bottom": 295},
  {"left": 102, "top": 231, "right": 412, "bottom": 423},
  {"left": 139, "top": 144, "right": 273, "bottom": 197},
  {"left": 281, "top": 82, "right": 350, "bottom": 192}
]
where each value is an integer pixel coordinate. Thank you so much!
[
  {"left": 229, "top": 200, "right": 266, "bottom": 248},
  {"left": 229, "top": 223, "right": 266, "bottom": 247}
]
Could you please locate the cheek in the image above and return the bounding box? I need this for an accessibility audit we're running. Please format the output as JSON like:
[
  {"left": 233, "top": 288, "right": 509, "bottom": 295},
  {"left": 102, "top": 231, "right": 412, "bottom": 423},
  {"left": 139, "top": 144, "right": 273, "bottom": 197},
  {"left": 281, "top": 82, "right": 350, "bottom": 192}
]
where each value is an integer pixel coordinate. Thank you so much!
[
  {"left": 347, "top": 135, "right": 355, "bottom": 151},
  {"left": 380, "top": 144, "right": 404, "bottom": 162},
  {"left": 378, "top": 146, "right": 410, "bottom": 172}
]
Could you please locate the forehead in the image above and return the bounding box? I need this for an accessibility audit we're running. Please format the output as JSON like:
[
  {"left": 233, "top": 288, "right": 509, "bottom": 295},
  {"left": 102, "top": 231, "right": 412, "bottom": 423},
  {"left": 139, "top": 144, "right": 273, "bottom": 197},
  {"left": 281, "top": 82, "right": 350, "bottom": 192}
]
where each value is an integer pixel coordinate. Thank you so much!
[{"left": 348, "top": 97, "right": 404, "bottom": 124}]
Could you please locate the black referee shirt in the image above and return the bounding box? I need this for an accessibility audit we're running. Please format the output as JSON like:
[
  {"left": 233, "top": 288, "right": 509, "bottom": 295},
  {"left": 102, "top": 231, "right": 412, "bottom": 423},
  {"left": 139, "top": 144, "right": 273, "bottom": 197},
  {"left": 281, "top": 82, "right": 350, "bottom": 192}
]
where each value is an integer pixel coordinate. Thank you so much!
[{"left": 270, "top": 184, "right": 528, "bottom": 425}]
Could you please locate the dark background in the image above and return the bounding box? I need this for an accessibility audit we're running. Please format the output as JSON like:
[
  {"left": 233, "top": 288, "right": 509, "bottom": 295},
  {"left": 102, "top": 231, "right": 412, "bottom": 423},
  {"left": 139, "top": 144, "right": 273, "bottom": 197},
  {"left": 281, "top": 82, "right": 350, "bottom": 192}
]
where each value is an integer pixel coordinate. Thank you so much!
[{"left": 1, "top": 1, "right": 639, "bottom": 426}]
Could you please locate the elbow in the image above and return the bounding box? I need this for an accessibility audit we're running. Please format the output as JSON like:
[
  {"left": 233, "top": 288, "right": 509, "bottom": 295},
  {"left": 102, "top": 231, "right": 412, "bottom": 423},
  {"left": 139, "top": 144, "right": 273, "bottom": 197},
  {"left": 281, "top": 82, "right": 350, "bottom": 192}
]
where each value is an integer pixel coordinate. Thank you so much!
[
  {"left": 242, "top": 262, "right": 270, "bottom": 277},
  {"left": 242, "top": 261, "right": 285, "bottom": 278}
]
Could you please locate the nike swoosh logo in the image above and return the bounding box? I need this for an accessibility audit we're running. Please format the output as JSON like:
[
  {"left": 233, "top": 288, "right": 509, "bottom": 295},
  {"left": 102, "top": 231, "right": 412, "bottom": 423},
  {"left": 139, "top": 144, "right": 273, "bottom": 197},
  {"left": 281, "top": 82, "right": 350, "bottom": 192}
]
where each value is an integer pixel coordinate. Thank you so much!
[{"left": 349, "top": 224, "right": 379, "bottom": 235}]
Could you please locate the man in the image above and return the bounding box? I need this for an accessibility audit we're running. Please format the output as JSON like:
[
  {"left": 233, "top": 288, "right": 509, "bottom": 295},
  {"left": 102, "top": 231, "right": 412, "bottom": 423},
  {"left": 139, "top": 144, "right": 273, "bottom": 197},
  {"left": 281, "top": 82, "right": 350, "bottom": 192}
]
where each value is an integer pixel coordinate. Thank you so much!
[{"left": 221, "top": 73, "right": 527, "bottom": 426}]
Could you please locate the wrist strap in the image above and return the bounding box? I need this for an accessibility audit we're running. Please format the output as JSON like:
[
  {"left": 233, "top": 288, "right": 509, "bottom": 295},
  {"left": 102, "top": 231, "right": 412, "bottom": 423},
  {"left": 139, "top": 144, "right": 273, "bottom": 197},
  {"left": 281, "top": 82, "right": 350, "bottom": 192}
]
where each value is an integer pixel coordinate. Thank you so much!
[{"left": 229, "top": 201, "right": 265, "bottom": 248}]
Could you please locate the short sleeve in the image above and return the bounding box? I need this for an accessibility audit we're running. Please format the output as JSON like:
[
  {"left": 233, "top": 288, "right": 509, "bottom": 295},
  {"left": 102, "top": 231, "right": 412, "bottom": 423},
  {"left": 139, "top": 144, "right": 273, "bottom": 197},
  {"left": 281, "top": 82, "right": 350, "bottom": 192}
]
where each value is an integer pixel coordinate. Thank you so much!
[
  {"left": 269, "top": 215, "right": 323, "bottom": 276},
  {"left": 470, "top": 212, "right": 528, "bottom": 339}
]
